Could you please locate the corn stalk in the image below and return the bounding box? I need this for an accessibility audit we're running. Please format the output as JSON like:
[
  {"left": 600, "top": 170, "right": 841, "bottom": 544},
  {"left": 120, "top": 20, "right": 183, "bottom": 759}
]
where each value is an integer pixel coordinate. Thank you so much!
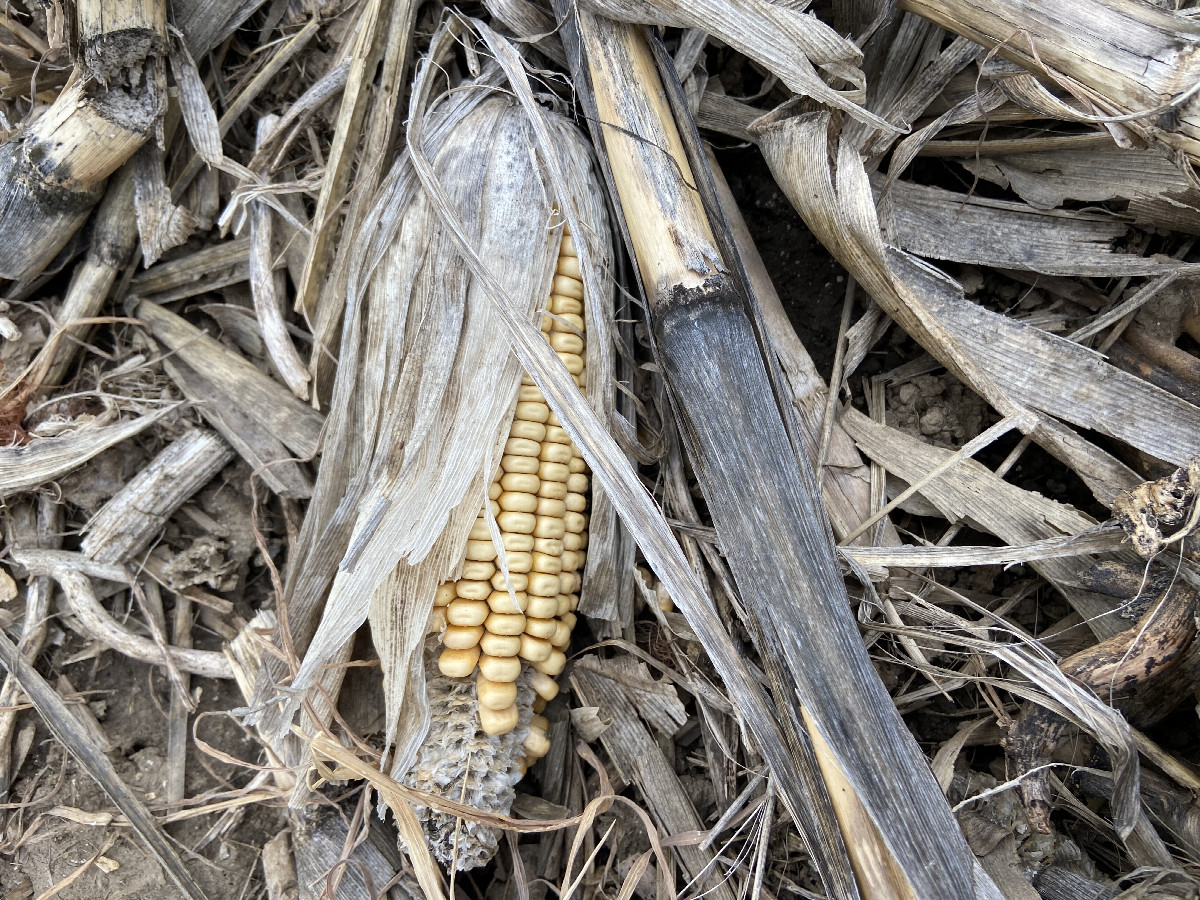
[
  {"left": 0, "top": 0, "right": 166, "bottom": 282},
  {"left": 559, "top": 9, "right": 998, "bottom": 900}
]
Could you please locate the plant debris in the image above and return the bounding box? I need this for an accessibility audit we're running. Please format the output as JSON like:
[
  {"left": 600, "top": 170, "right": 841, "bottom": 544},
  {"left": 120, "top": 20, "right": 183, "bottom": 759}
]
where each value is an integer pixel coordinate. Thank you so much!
[{"left": 3, "top": 0, "right": 1200, "bottom": 898}]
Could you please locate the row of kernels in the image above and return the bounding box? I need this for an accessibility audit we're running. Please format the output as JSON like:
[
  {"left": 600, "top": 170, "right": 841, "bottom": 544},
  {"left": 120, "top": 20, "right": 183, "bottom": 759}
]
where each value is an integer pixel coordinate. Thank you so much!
[
  {"left": 441, "top": 401, "right": 579, "bottom": 733},
  {"left": 439, "top": 223, "right": 590, "bottom": 740},
  {"left": 438, "top": 389, "right": 558, "bottom": 693}
]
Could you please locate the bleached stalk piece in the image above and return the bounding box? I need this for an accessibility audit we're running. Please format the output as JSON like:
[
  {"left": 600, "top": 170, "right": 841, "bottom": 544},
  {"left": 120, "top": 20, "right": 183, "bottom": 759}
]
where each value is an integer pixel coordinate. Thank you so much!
[
  {"left": 0, "top": 0, "right": 167, "bottom": 281},
  {"left": 0, "top": 405, "right": 178, "bottom": 501},
  {"left": 565, "top": 9, "right": 988, "bottom": 900},
  {"left": 82, "top": 429, "right": 234, "bottom": 565}
]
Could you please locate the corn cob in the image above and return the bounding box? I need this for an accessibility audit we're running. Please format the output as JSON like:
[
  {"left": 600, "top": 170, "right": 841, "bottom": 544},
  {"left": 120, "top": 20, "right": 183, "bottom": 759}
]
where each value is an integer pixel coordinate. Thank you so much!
[
  {"left": 432, "top": 222, "right": 589, "bottom": 756},
  {"left": 403, "top": 220, "right": 592, "bottom": 869}
]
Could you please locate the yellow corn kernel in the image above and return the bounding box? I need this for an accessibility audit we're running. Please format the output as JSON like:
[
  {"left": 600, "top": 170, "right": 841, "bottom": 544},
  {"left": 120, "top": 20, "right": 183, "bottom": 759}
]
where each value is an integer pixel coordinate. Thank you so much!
[
  {"left": 487, "top": 586, "right": 527, "bottom": 611},
  {"left": 555, "top": 254, "right": 581, "bottom": 279},
  {"left": 501, "top": 453, "right": 540, "bottom": 474},
  {"left": 530, "top": 671, "right": 560, "bottom": 701},
  {"left": 443, "top": 624, "right": 484, "bottom": 650},
  {"left": 526, "top": 571, "right": 561, "bottom": 597},
  {"left": 477, "top": 674, "right": 518, "bottom": 710},
  {"left": 485, "top": 612, "right": 527, "bottom": 636},
  {"left": 439, "top": 646, "right": 480, "bottom": 678},
  {"left": 434, "top": 582, "right": 457, "bottom": 607},
  {"left": 454, "top": 580, "right": 491, "bottom": 601},
  {"left": 479, "top": 704, "right": 519, "bottom": 736},
  {"left": 498, "top": 492, "right": 538, "bottom": 513},
  {"left": 533, "top": 649, "right": 566, "bottom": 677},
  {"left": 538, "top": 480, "right": 568, "bottom": 500},
  {"left": 519, "top": 633, "right": 553, "bottom": 662},
  {"left": 524, "top": 617, "right": 557, "bottom": 639},
  {"left": 447, "top": 600, "right": 489, "bottom": 626},
  {"left": 490, "top": 571, "right": 528, "bottom": 592},
  {"left": 524, "top": 727, "right": 551, "bottom": 759},
  {"left": 500, "top": 472, "right": 540, "bottom": 493},
  {"left": 479, "top": 654, "right": 522, "bottom": 682},
  {"left": 480, "top": 632, "right": 522, "bottom": 657},
  {"left": 502, "top": 532, "right": 535, "bottom": 552}
]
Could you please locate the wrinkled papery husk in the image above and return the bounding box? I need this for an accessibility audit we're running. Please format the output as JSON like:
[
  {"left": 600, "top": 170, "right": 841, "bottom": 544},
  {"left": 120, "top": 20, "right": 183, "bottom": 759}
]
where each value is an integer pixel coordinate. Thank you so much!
[{"left": 249, "top": 25, "right": 616, "bottom": 816}]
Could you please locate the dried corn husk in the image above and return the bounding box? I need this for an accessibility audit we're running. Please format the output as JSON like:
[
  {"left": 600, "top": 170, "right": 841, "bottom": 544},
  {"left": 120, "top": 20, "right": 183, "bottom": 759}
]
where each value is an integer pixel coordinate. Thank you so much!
[
  {"left": 579, "top": 0, "right": 893, "bottom": 130},
  {"left": 249, "top": 20, "right": 616, "bottom": 869},
  {"left": 900, "top": 0, "right": 1200, "bottom": 170},
  {"left": 753, "top": 110, "right": 1200, "bottom": 507}
]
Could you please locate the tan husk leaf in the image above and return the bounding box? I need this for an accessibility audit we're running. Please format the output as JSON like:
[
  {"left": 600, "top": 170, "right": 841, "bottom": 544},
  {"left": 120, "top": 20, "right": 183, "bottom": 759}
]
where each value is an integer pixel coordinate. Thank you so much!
[{"left": 579, "top": 0, "right": 894, "bottom": 131}]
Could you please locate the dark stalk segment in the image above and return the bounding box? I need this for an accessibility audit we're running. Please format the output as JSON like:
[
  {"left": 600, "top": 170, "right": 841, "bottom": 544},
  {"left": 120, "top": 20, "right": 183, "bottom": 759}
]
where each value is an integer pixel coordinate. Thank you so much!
[{"left": 565, "top": 9, "right": 991, "bottom": 899}]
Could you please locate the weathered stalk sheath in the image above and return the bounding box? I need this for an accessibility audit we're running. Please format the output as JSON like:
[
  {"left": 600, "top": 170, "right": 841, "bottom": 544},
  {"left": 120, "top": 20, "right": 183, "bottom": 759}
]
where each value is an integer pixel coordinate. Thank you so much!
[{"left": 570, "top": 12, "right": 990, "bottom": 900}]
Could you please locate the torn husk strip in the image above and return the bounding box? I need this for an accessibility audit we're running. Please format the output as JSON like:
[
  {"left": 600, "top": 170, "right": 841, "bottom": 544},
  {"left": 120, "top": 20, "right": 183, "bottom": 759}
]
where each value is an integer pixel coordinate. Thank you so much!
[
  {"left": 0, "top": 497, "right": 61, "bottom": 798},
  {"left": 753, "top": 111, "right": 1200, "bottom": 505},
  {"left": 302, "top": 0, "right": 421, "bottom": 399},
  {"left": 0, "top": 404, "right": 178, "bottom": 500},
  {"left": 571, "top": 662, "right": 738, "bottom": 900},
  {"left": 292, "top": 0, "right": 389, "bottom": 319},
  {"left": 0, "top": 0, "right": 166, "bottom": 281},
  {"left": 578, "top": 0, "right": 893, "bottom": 131},
  {"left": 250, "top": 115, "right": 310, "bottom": 400},
  {"left": 160, "top": 355, "right": 313, "bottom": 498},
  {"left": 839, "top": 407, "right": 1134, "bottom": 640},
  {"left": 128, "top": 237, "right": 251, "bottom": 301},
  {"left": 573, "top": 13, "right": 984, "bottom": 900}
]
